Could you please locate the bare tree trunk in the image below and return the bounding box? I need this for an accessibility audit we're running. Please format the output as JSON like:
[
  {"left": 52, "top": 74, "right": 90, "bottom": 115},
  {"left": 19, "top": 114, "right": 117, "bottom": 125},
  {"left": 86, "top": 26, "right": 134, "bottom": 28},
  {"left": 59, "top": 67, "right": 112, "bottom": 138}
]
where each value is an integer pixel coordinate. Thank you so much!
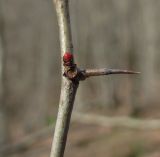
[
  {"left": 139, "top": 0, "right": 158, "bottom": 104},
  {"left": 0, "top": 3, "right": 8, "bottom": 155}
]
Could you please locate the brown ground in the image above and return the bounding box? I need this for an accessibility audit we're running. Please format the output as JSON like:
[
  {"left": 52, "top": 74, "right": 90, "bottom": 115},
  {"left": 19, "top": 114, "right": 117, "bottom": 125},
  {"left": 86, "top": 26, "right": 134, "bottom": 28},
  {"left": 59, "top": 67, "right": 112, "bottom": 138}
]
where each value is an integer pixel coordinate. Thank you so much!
[{"left": 7, "top": 121, "right": 160, "bottom": 157}]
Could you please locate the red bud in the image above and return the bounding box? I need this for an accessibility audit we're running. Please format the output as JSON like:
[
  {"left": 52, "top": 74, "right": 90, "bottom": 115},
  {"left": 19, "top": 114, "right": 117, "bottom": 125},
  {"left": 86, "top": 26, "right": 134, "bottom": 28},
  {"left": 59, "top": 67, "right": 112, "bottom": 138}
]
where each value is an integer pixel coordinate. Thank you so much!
[{"left": 63, "top": 52, "right": 73, "bottom": 62}]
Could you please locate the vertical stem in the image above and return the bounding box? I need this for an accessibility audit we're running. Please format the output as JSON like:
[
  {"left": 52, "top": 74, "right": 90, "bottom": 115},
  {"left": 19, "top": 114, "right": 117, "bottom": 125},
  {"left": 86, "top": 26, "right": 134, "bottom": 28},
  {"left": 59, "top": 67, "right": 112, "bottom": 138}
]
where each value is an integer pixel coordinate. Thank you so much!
[{"left": 50, "top": 0, "right": 79, "bottom": 157}]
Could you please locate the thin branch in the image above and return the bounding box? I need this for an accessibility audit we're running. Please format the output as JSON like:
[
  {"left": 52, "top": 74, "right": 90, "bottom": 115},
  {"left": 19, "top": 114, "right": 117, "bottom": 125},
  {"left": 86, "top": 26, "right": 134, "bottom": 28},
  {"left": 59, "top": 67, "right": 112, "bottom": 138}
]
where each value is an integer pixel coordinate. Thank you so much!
[
  {"left": 50, "top": 0, "right": 78, "bottom": 157},
  {"left": 63, "top": 67, "right": 140, "bottom": 81},
  {"left": 51, "top": 1, "right": 140, "bottom": 157},
  {"left": 73, "top": 112, "right": 160, "bottom": 130},
  {"left": 83, "top": 68, "right": 140, "bottom": 78}
]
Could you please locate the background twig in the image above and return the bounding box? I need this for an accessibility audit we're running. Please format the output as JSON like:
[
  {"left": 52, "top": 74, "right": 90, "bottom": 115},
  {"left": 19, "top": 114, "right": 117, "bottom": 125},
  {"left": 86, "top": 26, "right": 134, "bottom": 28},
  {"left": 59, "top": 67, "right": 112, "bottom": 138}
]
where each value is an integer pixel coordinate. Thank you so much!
[{"left": 73, "top": 112, "right": 160, "bottom": 130}]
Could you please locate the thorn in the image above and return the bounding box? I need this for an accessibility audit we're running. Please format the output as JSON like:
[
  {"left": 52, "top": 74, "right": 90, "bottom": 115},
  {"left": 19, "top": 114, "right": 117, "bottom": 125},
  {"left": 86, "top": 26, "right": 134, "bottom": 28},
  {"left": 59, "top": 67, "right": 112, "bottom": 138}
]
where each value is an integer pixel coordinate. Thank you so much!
[
  {"left": 83, "top": 68, "right": 141, "bottom": 78},
  {"left": 108, "top": 69, "right": 140, "bottom": 75}
]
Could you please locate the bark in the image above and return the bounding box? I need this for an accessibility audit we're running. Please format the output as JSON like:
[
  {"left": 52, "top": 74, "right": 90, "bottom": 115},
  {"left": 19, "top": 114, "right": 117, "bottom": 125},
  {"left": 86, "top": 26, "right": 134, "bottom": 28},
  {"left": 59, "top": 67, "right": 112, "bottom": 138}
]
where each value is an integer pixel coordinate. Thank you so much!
[
  {"left": 50, "top": 0, "right": 79, "bottom": 157},
  {"left": 84, "top": 68, "right": 139, "bottom": 77}
]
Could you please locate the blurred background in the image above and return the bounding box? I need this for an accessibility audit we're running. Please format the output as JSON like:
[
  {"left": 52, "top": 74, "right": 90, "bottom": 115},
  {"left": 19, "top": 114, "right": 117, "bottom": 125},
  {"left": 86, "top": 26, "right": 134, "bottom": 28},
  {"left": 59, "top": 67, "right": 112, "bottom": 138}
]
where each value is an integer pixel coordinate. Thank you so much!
[{"left": 0, "top": 0, "right": 160, "bottom": 157}]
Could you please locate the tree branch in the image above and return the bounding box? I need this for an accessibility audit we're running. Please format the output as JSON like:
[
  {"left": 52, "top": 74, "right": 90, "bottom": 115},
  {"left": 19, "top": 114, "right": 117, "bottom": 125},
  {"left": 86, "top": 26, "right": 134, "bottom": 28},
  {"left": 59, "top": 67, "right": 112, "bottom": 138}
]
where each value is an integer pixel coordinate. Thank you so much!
[
  {"left": 51, "top": 1, "right": 140, "bottom": 157},
  {"left": 73, "top": 112, "right": 160, "bottom": 130},
  {"left": 83, "top": 68, "right": 140, "bottom": 78},
  {"left": 63, "top": 67, "right": 140, "bottom": 82},
  {"left": 50, "top": 0, "right": 78, "bottom": 157}
]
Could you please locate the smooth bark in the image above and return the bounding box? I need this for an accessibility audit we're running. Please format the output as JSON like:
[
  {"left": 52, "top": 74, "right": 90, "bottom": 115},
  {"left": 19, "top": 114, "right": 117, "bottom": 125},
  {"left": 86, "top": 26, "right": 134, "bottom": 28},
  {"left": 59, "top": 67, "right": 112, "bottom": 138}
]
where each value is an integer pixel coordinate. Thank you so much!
[{"left": 50, "top": 0, "right": 78, "bottom": 157}]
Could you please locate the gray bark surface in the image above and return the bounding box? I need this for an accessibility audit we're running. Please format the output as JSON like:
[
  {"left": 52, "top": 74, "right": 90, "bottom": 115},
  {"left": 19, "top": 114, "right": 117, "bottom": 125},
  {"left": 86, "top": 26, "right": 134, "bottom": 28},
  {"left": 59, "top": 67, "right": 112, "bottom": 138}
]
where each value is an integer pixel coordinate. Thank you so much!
[{"left": 50, "top": 1, "right": 78, "bottom": 157}]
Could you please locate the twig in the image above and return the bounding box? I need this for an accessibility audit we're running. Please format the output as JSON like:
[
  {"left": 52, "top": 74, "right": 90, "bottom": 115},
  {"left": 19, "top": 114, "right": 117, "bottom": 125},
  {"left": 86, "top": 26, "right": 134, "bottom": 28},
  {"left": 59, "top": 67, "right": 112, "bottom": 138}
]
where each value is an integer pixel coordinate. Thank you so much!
[
  {"left": 73, "top": 112, "right": 160, "bottom": 130},
  {"left": 51, "top": 0, "right": 140, "bottom": 157},
  {"left": 83, "top": 68, "right": 140, "bottom": 78},
  {"left": 63, "top": 67, "right": 140, "bottom": 81},
  {"left": 50, "top": 0, "right": 78, "bottom": 157}
]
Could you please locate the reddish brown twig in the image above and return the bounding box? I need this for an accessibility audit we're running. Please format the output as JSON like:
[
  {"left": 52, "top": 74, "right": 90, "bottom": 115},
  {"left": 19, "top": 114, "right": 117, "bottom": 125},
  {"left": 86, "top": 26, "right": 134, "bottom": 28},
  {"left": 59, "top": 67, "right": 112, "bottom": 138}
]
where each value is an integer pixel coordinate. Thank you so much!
[
  {"left": 63, "top": 66, "right": 140, "bottom": 81},
  {"left": 83, "top": 68, "right": 140, "bottom": 78}
]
